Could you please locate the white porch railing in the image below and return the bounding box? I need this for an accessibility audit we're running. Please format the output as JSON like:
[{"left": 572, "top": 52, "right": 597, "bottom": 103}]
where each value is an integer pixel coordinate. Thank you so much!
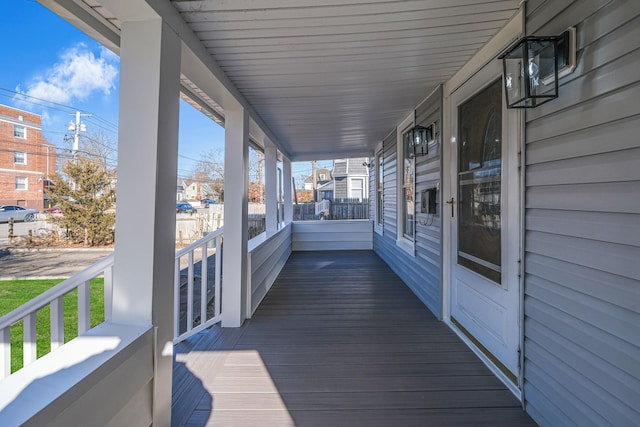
[
  {"left": 0, "top": 226, "right": 224, "bottom": 379},
  {"left": 174, "top": 227, "right": 223, "bottom": 343},
  {"left": 0, "top": 253, "right": 114, "bottom": 380}
]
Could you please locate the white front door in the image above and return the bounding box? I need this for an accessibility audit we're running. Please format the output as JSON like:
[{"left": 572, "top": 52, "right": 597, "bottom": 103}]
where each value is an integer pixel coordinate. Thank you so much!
[{"left": 449, "top": 59, "right": 521, "bottom": 386}]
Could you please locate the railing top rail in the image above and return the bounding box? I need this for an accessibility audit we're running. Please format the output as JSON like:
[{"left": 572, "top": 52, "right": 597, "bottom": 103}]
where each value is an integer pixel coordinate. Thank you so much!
[
  {"left": 175, "top": 226, "right": 223, "bottom": 258},
  {"left": 0, "top": 253, "right": 115, "bottom": 330}
]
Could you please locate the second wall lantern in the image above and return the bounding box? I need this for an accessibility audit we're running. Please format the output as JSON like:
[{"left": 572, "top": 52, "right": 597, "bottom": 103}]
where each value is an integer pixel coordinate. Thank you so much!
[{"left": 406, "top": 123, "right": 434, "bottom": 157}]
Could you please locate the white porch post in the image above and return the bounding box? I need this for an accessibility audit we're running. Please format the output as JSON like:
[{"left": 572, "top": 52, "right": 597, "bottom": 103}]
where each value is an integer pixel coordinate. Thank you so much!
[
  {"left": 264, "top": 141, "right": 278, "bottom": 232},
  {"left": 283, "top": 158, "right": 293, "bottom": 223},
  {"left": 222, "top": 105, "right": 249, "bottom": 327},
  {"left": 112, "top": 19, "right": 181, "bottom": 424}
]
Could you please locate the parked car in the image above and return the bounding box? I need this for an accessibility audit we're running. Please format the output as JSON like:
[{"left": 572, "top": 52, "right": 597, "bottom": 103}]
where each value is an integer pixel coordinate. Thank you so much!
[
  {"left": 176, "top": 202, "right": 195, "bottom": 213},
  {"left": 0, "top": 205, "right": 39, "bottom": 222},
  {"left": 43, "top": 206, "right": 64, "bottom": 215},
  {"left": 200, "top": 198, "right": 217, "bottom": 207}
]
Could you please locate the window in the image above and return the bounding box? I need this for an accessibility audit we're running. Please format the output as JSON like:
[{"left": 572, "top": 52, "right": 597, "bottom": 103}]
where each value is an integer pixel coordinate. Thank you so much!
[
  {"left": 16, "top": 177, "right": 27, "bottom": 190},
  {"left": 14, "top": 125, "right": 26, "bottom": 139},
  {"left": 457, "top": 79, "right": 503, "bottom": 283},
  {"left": 375, "top": 150, "right": 384, "bottom": 228},
  {"left": 349, "top": 178, "right": 364, "bottom": 201},
  {"left": 14, "top": 151, "right": 26, "bottom": 165},
  {"left": 402, "top": 130, "right": 415, "bottom": 241}
]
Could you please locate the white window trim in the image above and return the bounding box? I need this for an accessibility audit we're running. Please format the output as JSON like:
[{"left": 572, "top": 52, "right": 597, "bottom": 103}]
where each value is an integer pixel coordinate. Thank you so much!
[
  {"left": 374, "top": 142, "right": 384, "bottom": 236},
  {"left": 14, "top": 124, "right": 27, "bottom": 139},
  {"left": 16, "top": 176, "right": 28, "bottom": 191},
  {"left": 14, "top": 151, "right": 27, "bottom": 165},
  {"left": 396, "top": 112, "right": 416, "bottom": 256},
  {"left": 348, "top": 177, "right": 364, "bottom": 201}
]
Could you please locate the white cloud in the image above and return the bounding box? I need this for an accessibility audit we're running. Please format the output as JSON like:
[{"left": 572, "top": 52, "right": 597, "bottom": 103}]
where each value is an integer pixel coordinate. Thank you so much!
[{"left": 16, "top": 43, "right": 119, "bottom": 105}]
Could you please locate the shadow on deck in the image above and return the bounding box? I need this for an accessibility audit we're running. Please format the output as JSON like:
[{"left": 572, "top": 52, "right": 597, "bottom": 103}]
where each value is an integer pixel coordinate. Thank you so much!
[{"left": 172, "top": 250, "right": 536, "bottom": 426}]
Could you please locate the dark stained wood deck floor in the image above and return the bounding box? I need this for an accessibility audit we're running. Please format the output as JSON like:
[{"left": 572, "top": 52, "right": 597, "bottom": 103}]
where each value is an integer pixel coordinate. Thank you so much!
[{"left": 172, "top": 250, "right": 536, "bottom": 426}]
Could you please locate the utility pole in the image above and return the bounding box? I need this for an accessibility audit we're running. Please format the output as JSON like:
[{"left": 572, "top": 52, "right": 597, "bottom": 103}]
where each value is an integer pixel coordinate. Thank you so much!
[
  {"left": 68, "top": 111, "right": 91, "bottom": 191},
  {"left": 68, "top": 111, "right": 91, "bottom": 161},
  {"left": 312, "top": 160, "right": 317, "bottom": 202}
]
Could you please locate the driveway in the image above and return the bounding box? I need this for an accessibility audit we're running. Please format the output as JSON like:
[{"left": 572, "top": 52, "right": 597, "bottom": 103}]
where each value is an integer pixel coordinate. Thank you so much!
[{"left": 0, "top": 248, "right": 114, "bottom": 280}]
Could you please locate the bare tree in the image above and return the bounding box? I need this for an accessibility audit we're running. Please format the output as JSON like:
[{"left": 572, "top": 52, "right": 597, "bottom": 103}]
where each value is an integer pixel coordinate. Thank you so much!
[
  {"left": 80, "top": 129, "right": 117, "bottom": 170},
  {"left": 189, "top": 147, "right": 266, "bottom": 203},
  {"left": 191, "top": 149, "right": 225, "bottom": 201}
]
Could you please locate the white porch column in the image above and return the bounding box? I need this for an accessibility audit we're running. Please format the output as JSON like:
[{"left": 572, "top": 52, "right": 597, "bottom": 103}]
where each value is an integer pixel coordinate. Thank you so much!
[
  {"left": 222, "top": 105, "right": 249, "bottom": 327},
  {"left": 283, "top": 157, "right": 293, "bottom": 223},
  {"left": 264, "top": 141, "right": 278, "bottom": 232},
  {"left": 112, "top": 19, "right": 181, "bottom": 424}
]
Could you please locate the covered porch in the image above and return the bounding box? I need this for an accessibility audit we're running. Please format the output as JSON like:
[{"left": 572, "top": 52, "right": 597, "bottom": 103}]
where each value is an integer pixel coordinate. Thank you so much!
[
  {"left": 172, "top": 250, "right": 534, "bottom": 426},
  {"left": 1, "top": 0, "right": 637, "bottom": 425}
]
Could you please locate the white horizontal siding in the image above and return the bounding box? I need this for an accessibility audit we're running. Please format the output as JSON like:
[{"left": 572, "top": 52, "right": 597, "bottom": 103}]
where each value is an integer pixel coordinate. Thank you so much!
[
  {"left": 292, "top": 220, "right": 372, "bottom": 251},
  {"left": 0, "top": 324, "right": 154, "bottom": 426},
  {"left": 523, "top": 1, "right": 640, "bottom": 425},
  {"left": 248, "top": 225, "right": 292, "bottom": 314}
]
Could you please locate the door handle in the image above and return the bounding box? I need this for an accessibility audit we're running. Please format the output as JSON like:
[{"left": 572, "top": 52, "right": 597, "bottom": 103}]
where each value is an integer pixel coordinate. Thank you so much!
[{"left": 445, "top": 197, "right": 455, "bottom": 217}]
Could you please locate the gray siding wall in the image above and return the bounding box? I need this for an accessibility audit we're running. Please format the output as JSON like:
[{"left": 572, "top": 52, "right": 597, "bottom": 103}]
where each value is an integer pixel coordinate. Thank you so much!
[
  {"left": 334, "top": 177, "right": 347, "bottom": 199},
  {"left": 523, "top": 1, "right": 640, "bottom": 425},
  {"left": 373, "top": 86, "right": 443, "bottom": 318}
]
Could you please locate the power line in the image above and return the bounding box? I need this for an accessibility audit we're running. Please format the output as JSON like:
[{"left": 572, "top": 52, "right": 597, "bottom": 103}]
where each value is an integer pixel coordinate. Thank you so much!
[{"left": 0, "top": 87, "right": 119, "bottom": 135}]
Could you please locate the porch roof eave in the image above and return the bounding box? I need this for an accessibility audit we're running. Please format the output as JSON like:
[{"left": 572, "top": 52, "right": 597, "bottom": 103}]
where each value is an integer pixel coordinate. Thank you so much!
[{"left": 37, "top": 0, "right": 522, "bottom": 162}]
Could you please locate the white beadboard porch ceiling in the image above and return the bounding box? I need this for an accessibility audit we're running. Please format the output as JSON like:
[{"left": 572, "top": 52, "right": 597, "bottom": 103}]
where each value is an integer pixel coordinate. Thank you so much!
[{"left": 170, "top": 0, "right": 520, "bottom": 160}]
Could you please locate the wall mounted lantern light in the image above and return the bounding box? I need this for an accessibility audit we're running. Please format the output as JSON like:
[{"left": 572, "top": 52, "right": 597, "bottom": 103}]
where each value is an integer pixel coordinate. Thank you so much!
[
  {"left": 499, "top": 28, "right": 576, "bottom": 108},
  {"left": 406, "top": 122, "right": 434, "bottom": 157}
]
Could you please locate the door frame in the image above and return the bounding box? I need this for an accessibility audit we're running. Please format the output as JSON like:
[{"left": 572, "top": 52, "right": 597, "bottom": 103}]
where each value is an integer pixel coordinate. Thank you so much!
[{"left": 441, "top": 9, "right": 525, "bottom": 398}]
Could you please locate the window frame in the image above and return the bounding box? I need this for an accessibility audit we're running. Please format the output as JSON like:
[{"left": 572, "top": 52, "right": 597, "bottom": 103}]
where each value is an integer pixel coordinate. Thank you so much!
[
  {"left": 374, "top": 144, "right": 384, "bottom": 235},
  {"left": 14, "top": 124, "right": 26, "bottom": 139},
  {"left": 348, "top": 177, "right": 364, "bottom": 201},
  {"left": 14, "top": 151, "right": 27, "bottom": 165},
  {"left": 15, "top": 176, "right": 28, "bottom": 191},
  {"left": 396, "top": 113, "right": 416, "bottom": 256}
]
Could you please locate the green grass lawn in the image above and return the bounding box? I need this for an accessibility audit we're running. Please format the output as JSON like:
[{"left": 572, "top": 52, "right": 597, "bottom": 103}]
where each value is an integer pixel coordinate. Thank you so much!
[{"left": 0, "top": 279, "right": 105, "bottom": 373}]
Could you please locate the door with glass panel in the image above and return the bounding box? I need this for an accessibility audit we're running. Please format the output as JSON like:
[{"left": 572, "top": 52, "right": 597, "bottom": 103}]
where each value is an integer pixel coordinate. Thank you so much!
[{"left": 449, "top": 59, "right": 521, "bottom": 384}]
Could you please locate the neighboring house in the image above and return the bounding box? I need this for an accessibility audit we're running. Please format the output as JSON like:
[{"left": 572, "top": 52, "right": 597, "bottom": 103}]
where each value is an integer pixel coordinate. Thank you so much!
[
  {"left": 183, "top": 180, "right": 199, "bottom": 200},
  {"left": 303, "top": 167, "right": 331, "bottom": 190},
  {"left": 316, "top": 180, "right": 333, "bottom": 201},
  {"left": 0, "top": 105, "right": 56, "bottom": 210},
  {"left": 331, "top": 158, "right": 368, "bottom": 201},
  {"left": 176, "top": 182, "right": 185, "bottom": 201}
]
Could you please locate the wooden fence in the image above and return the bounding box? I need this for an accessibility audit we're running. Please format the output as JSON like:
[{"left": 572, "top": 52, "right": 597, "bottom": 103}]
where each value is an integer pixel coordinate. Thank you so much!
[{"left": 293, "top": 198, "right": 369, "bottom": 221}]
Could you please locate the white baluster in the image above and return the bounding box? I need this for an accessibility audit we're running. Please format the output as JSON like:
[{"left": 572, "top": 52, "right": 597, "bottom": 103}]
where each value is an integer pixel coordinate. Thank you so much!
[
  {"left": 23, "top": 313, "right": 37, "bottom": 366},
  {"left": 104, "top": 264, "right": 113, "bottom": 321},
  {"left": 174, "top": 257, "right": 180, "bottom": 339},
  {"left": 1, "top": 327, "right": 10, "bottom": 379},
  {"left": 50, "top": 297, "right": 64, "bottom": 350},
  {"left": 215, "top": 236, "right": 222, "bottom": 317},
  {"left": 78, "top": 280, "right": 91, "bottom": 334},
  {"left": 201, "top": 244, "right": 208, "bottom": 322},
  {"left": 187, "top": 251, "right": 194, "bottom": 331}
]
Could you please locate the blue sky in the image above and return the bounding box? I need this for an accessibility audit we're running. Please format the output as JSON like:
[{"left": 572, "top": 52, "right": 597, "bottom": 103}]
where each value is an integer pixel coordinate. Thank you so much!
[
  {"left": 0, "top": 0, "right": 223, "bottom": 181},
  {"left": 0, "top": 1, "right": 324, "bottom": 184}
]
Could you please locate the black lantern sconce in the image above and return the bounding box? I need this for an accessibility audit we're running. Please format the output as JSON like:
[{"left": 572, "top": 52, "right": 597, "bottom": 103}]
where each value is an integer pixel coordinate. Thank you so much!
[
  {"left": 406, "top": 122, "right": 434, "bottom": 157},
  {"left": 499, "top": 28, "right": 576, "bottom": 108}
]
